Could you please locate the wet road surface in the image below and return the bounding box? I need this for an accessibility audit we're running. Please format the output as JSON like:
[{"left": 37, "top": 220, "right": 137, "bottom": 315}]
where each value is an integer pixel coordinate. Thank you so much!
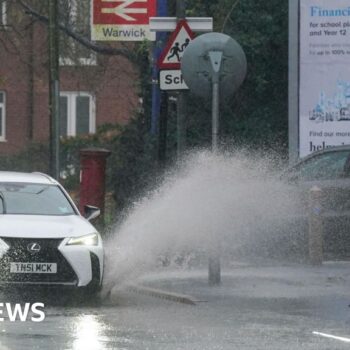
[{"left": 0, "top": 263, "right": 350, "bottom": 349}]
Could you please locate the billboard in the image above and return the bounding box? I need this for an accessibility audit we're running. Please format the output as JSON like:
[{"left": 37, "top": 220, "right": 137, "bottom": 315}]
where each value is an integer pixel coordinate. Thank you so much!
[
  {"left": 300, "top": 0, "right": 350, "bottom": 157},
  {"left": 91, "top": 0, "right": 157, "bottom": 41}
]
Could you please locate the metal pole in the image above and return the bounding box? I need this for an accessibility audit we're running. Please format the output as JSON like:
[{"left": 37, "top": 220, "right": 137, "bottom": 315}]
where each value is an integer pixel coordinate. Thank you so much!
[
  {"left": 48, "top": 0, "right": 60, "bottom": 179},
  {"left": 288, "top": 0, "right": 299, "bottom": 164},
  {"left": 176, "top": 0, "right": 187, "bottom": 157},
  {"left": 212, "top": 81, "right": 219, "bottom": 153},
  {"left": 158, "top": 91, "right": 168, "bottom": 164},
  {"left": 208, "top": 78, "right": 221, "bottom": 285},
  {"left": 151, "top": 0, "right": 168, "bottom": 135},
  {"left": 176, "top": 0, "right": 186, "bottom": 18},
  {"left": 54, "top": 80, "right": 60, "bottom": 178},
  {"left": 177, "top": 92, "right": 186, "bottom": 157},
  {"left": 28, "top": 21, "right": 34, "bottom": 141},
  {"left": 151, "top": 69, "right": 161, "bottom": 135}
]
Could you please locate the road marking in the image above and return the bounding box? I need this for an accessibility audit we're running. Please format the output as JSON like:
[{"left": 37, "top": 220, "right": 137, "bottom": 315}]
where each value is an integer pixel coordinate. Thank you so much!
[{"left": 313, "top": 331, "right": 350, "bottom": 343}]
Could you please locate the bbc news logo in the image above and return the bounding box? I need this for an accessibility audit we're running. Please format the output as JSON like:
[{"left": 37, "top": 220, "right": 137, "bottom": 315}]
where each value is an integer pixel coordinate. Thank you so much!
[{"left": 0, "top": 303, "right": 45, "bottom": 322}]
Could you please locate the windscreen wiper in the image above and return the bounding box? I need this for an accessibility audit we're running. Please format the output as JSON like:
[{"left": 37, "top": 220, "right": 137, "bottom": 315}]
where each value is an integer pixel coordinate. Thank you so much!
[
  {"left": 0, "top": 191, "right": 6, "bottom": 214},
  {"left": 36, "top": 186, "right": 50, "bottom": 195}
]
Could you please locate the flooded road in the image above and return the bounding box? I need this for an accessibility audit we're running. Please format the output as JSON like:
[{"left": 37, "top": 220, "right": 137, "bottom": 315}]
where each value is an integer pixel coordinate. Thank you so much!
[{"left": 0, "top": 263, "right": 350, "bottom": 349}]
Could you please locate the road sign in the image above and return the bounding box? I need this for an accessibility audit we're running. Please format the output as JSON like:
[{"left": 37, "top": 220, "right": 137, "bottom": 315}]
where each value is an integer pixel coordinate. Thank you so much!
[
  {"left": 149, "top": 17, "right": 213, "bottom": 32},
  {"left": 181, "top": 33, "right": 247, "bottom": 99},
  {"left": 91, "top": 0, "right": 157, "bottom": 41},
  {"left": 158, "top": 20, "right": 195, "bottom": 70},
  {"left": 159, "top": 70, "right": 188, "bottom": 90}
]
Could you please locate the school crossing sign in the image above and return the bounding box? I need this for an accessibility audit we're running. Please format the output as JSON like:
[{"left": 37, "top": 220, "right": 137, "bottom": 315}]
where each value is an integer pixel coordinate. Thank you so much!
[
  {"left": 91, "top": 0, "right": 157, "bottom": 41},
  {"left": 158, "top": 20, "right": 195, "bottom": 90},
  {"left": 158, "top": 20, "right": 195, "bottom": 69}
]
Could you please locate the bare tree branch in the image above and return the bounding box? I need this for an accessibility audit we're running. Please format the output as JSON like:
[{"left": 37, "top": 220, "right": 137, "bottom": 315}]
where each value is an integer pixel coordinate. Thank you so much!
[
  {"left": 221, "top": 0, "right": 240, "bottom": 33},
  {"left": 17, "top": 0, "right": 138, "bottom": 62}
]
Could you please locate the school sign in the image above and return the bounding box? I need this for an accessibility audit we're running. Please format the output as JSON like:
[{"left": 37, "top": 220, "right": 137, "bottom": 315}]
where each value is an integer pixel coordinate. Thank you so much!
[
  {"left": 158, "top": 20, "right": 194, "bottom": 90},
  {"left": 91, "top": 0, "right": 157, "bottom": 41}
]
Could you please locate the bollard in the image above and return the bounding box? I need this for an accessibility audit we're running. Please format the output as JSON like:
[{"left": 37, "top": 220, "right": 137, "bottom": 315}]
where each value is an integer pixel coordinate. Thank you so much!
[
  {"left": 208, "top": 255, "right": 221, "bottom": 285},
  {"left": 79, "top": 148, "right": 111, "bottom": 219},
  {"left": 308, "top": 186, "right": 323, "bottom": 265}
]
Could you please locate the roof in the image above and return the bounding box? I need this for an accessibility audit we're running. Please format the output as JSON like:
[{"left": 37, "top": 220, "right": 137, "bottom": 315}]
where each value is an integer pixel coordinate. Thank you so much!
[
  {"left": 287, "top": 145, "right": 350, "bottom": 171},
  {"left": 299, "top": 144, "right": 350, "bottom": 163},
  {"left": 0, "top": 171, "right": 57, "bottom": 185}
]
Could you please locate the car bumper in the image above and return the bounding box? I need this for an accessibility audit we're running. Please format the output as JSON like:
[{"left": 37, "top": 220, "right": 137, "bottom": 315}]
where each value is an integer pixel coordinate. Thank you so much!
[
  {"left": 59, "top": 239, "right": 104, "bottom": 287},
  {"left": 0, "top": 237, "right": 103, "bottom": 288}
]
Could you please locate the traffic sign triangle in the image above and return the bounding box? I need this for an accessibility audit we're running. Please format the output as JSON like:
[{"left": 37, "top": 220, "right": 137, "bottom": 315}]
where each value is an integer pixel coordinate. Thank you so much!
[{"left": 158, "top": 20, "right": 195, "bottom": 70}]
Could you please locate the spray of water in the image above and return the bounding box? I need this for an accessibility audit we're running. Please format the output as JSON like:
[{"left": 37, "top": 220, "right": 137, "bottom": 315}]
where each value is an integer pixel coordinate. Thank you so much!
[{"left": 104, "top": 150, "right": 299, "bottom": 289}]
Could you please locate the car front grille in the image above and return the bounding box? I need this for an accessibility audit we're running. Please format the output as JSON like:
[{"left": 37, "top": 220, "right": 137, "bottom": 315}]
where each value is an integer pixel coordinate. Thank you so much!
[{"left": 0, "top": 237, "right": 77, "bottom": 284}]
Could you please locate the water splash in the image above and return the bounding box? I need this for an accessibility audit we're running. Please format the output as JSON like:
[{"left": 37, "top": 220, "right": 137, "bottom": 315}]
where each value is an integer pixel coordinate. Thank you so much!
[{"left": 104, "top": 150, "right": 298, "bottom": 289}]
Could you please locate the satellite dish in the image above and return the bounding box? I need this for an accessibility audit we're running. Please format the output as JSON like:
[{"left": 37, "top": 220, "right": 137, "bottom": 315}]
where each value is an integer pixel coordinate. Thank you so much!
[{"left": 181, "top": 33, "right": 247, "bottom": 99}]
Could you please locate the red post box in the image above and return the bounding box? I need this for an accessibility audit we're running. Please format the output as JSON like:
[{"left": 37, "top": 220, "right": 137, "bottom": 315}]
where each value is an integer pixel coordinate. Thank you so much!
[{"left": 79, "top": 148, "right": 111, "bottom": 216}]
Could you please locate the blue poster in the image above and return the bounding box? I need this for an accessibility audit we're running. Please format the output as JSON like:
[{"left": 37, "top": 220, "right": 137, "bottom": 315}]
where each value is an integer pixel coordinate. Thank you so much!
[{"left": 300, "top": 0, "right": 350, "bottom": 157}]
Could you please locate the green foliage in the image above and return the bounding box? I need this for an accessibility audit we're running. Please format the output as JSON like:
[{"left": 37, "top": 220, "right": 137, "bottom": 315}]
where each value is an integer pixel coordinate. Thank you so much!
[
  {"left": 59, "top": 124, "right": 120, "bottom": 190},
  {"left": 110, "top": 0, "right": 290, "bottom": 208},
  {"left": 0, "top": 143, "right": 50, "bottom": 174},
  {"left": 61, "top": 41, "right": 158, "bottom": 209},
  {"left": 106, "top": 43, "right": 158, "bottom": 209},
  {"left": 0, "top": 2, "right": 289, "bottom": 212},
  {"left": 184, "top": 0, "right": 289, "bottom": 151},
  {"left": 109, "top": 113, "right": 158, "bottom": 209},
  {"left": 0, "top": 114, "right": 157, "bottom": 211}
]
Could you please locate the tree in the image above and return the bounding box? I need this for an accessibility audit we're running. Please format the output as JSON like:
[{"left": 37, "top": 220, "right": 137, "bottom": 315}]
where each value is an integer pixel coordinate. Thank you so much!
[
  {"left": 0, "top": 0, "right": 290, "bottom": 210},
  {"left": 0, "top": 0, "right": 143, "bottom": 154},
  {"left": 10, "top": 0, "right": 288, "bottom": 153},
  {"left": 183, "top": 0, "right": 289, "bottom": 151},
  {"left": 16, "top": 0, "right": 134, "bottom": 60}
]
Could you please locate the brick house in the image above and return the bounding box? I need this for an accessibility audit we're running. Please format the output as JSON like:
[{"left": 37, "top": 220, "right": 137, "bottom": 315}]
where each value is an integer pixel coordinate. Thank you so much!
[{"left": 0, "top": 0, "right": 139, "bottom": 155}]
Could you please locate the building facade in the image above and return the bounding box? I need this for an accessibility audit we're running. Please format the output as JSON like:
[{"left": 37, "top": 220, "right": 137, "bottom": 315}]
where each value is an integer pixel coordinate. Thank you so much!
[{"left": 0, "top": 0, "right": 138, "bottom": 155}]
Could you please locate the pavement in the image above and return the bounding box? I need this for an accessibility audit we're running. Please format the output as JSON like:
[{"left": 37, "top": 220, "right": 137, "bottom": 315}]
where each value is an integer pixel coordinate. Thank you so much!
[
  {"left": 113, "top": 260, "right": 350, "bottom": 349},
  {"left": 136, "top": 260, "right": 350, "bottom": 304}
]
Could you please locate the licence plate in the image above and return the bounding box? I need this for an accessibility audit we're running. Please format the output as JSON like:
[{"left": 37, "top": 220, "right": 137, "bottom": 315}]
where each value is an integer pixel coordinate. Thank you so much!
[{"left": 10, "top": 263, "right": 57, "bottom": 274}]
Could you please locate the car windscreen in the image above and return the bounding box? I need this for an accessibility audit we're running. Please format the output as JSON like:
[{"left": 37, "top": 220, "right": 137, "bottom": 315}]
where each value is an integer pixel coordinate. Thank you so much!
[
  {"left": 0, "top": 182, "right": 76, "bottom": 216},
  {"left": 285, "top": 150, "right": 350, "bottom": 182}
]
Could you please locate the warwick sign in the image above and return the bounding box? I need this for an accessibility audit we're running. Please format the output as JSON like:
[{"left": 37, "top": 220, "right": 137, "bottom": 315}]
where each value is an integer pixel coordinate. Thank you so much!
[{"left": 91, "top": 0, "right": 157, "bottom": 41}]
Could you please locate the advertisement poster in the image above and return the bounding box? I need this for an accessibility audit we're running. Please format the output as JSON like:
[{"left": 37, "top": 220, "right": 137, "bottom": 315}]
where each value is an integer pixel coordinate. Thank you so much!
[{"left": 300, "top": 0, "right": 350, "bottom": 157}]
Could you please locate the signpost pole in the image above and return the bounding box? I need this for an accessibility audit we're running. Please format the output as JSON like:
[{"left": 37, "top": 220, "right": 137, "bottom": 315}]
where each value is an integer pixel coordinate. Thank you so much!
[
  {"left": 181, "top": 33, "right": 247, "bottom": 286},
  {"left": 208, "top": 52, "right": 223, "bottom": 286},
  {"left": 48, "top": 0, "right": 60, "bottom": 180},
  {"left": 212, "top": 81, "right": 219, "bottom": 153},
  {"left": 151, "top": 56, "right": 161, "bottom": 135},
  {"left": 176, "top": 0, "right": 187, "bottom": 157},
  {"left": 288, "top": 0, "right": 299, "bottom": 164},
  {"left": 151, "top": 0, "right": 167, "bottom": 135},
  {"left": 158, "top": 91, "right": 168, "bottom": 163},
  {"left": 208, "top": 79, "right": 221, "bottom": 285}
]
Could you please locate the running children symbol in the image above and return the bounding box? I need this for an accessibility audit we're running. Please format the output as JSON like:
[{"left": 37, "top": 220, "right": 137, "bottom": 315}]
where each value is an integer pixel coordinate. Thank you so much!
[
  {"left": 158, "top": 20, "right": 195, "bottom": 70},
  {"left": 167, "top": 39, "right": 191, "bottom": 62}
]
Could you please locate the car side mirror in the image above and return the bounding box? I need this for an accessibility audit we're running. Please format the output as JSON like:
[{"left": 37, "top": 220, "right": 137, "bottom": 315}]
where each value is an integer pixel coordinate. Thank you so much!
[
  {"left": 286, "top": 173, "right": 299, "bottom": 184},
  {"left": 84, "top": 205, "right": 100, "bottom": 221},
  {"left": 280, "top": 170, "right": 298, "bottom": 184}
]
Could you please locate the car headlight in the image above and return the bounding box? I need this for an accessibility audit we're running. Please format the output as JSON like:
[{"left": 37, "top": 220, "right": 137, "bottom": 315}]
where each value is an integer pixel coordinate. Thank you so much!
[
  {"left": 66, "top": 233, "right": 98, "bottom": 246},
  {"left": 0, "top": 238, "right": 9, "bottom": 257}
]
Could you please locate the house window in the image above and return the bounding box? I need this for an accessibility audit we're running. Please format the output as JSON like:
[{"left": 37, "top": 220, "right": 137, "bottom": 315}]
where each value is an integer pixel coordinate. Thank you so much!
[
  {"left": 0, "top": 0, "right": 7, "bottom": 27},
  {"left": 59, "top": 0, "right": 96, "bottom": 66},
  {"left": 0, "top": 92, "right": 6, "bottom": 141},
  {"left": 59, "top": 92, "right": 96, "bottom": 137}
]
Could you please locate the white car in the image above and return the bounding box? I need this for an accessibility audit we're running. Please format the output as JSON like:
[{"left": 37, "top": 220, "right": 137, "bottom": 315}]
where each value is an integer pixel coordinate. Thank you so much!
[{"left": 0, "top": 171, "right": 103, "bottom": 294}]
